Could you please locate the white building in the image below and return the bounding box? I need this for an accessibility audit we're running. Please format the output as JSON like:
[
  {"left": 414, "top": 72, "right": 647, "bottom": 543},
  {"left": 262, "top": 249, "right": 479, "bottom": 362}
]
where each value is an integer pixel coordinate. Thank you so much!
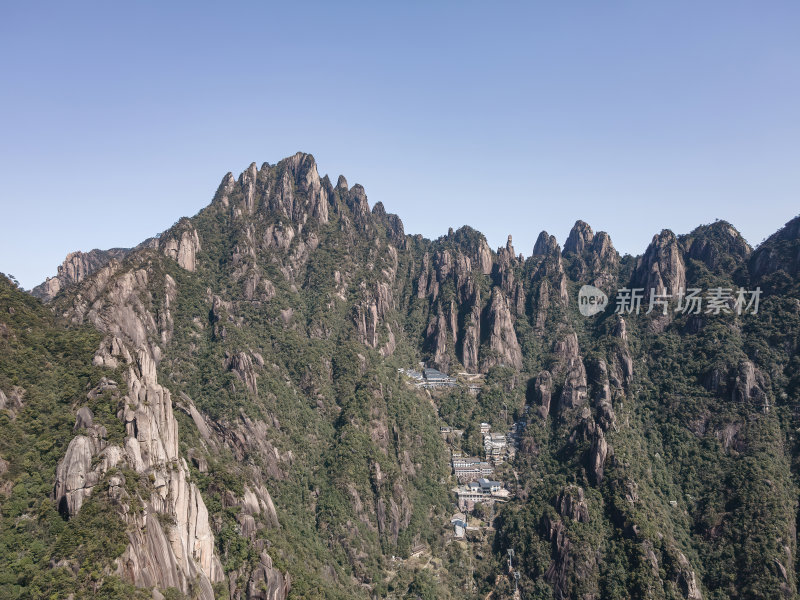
[{"left": 478, "top": 478, "right": 502, "bottom": 493}]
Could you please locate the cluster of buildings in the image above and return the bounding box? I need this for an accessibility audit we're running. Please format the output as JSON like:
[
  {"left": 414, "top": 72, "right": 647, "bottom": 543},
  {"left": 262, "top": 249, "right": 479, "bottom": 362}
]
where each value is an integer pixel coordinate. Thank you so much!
[
  {"left": 451, "top": 452, "right": 510, "bottom": 512},
  {"left": 399, "top": 366, "right": 458, "bottom": 389},
  {"left": 452, "top": 453, "right": 495, "bottom": 482},
  {"left": 447, "top": 420, "right": 525, "bottom": 517},
  {"left": 452, "top": 478, "right": 511, "bottom": 512},
  {"left": 440, "top": 425, "right": 464, "bottom": 437},
  {"left": 399, "top": 367, "right": 523, "bottom": 526},
  {"left": 481, "top": 422, "right": 520, "bottom": 465}
]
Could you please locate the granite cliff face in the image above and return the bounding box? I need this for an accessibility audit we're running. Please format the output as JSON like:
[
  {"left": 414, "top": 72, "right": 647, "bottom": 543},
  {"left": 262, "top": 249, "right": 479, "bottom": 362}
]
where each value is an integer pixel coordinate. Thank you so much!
[
  {"left": 32, "top": 248, "right": 131, "bottom": 301},
  {"left": 563, "top": 220, "right": 620, "bottom": 290},
  {"left": 634, "top": 229, "right": 687, "bottom": 295},
  {"left": 53, "top": 261, "right": 225, "bottom": 598},
  {"left": 11, "top": 153, "right": 800, "bottom": 599}
]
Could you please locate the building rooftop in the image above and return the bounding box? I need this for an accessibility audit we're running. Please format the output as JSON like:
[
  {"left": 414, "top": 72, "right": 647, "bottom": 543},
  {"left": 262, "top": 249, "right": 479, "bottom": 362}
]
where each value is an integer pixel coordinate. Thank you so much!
[
  {"left": 478, "top": 478, "right": 502, "bottom": 488},
  {"left": 424, "top": 368, "right": 450, "bottom": 380}
]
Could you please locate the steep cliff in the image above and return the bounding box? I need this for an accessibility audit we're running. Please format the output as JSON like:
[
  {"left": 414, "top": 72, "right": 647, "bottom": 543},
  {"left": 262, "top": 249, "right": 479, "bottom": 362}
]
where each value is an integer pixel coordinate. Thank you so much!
[{"left": 31, "top": 248, "right": 131, "bottom": 302}]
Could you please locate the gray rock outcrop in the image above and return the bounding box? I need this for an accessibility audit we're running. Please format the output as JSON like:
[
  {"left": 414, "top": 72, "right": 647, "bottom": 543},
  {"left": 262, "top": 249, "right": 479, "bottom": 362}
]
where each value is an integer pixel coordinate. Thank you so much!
[
  {"left": 53, "top": 264, "right": 230, "bottom": 598},
  {"left": 634, "top": 230, "right": 686, "bottom": 295},
  {"left": 563, "top": 220, "right": 594, "bottom": 256},
  {"left": 32, "top": 248, "right": 130, "bottom": 301},
  {"left": 160, "top": 223, "right": 201, "bottom": 272},
  {"left": 482, "top": 288, "right": 523, "bottom": 371}
]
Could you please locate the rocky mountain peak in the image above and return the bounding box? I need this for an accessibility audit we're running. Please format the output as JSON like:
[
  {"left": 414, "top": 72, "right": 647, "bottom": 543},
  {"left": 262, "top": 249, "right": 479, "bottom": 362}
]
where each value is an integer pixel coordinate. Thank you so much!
[
  {"left": 681, "top": 220, "right": 751, "bottom": 273},
  {"left": 634, "top": 229, "right": 686, "bottom": 294},
  {"left": 212, "top": 172, "right": 237, "bottom": 207},
  {"left": 591, "top": 231, "right": 616, "bottom": 260},
  {"left": 563, "top": 220, "right": 594, "bottom": 255},
  {"left": 31, "top": 248, "right": 130, "bottom": 301},
  {"left": 346, "top": 183, "right": 370, "bottom": 215},
  {"left": 750, "top": 214, "right": 800, "bottom": 287},
  {"left": 284, "top": 152, "right": 322, "bottom": 194},
  {"left": 533, "top": 231, "right": 560, "bottom": 257}
]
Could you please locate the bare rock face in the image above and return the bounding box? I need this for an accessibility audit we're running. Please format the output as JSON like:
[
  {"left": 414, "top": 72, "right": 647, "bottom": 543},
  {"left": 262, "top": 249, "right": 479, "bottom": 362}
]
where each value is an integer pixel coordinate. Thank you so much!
[
  {"left": 562, "top": 221, "right": 620, "bottom": 290},
  {"left": 240, "top": 162, "right": 259, "bottom": 215},
  {"left": 54, "top": 390, "right": 126, "bottom": 518},
  {"left": 481, "top": 288, "right": 523, "bottom": 371},
  {"left": 533, "top": 231, "right": 559, "bottom": 257},
  {"left": 478, "top": 238, "right": 493, "bottom": 275},
  {"left": 674, "top": 552, "right": 703, "bottom": 600},
  {"left": 239, "top": 485, "right": 280, "bottom": 529},
  {"left": 542, "top": 514, "right": 570, "bottom": 597},
  {"left": 589, "top": 427, "right": 609, "bottom": 484},
  {"left": 531, "top": 237, "right": 570, "bottom": 332},
  {"left": 533, "top": 370, "right": 553, "bottom": 419},
  {"left": 586, "top": 231, "right": 620, "bottom": 289},
  {"left": 589, "top": 359, "right": 617, "bottom": 432},
  {"left": 122, "top": 352, "right": 224, "bottom": 593},
  {"left": 731, "top": 360, "right": 767, "bottom": 406},
  {"left": 228, "top": 153, "right": 329, "bottom": 226},
  {"left": 55, "top": 266, "right": 226, "bottom": 598},
  {"left": 591, "top": 231, "right": 616, "bottom": 264},
  {"left": 54, "top": 435, "right": 101, "bottom": 517},
  {"left": 610, "top": 317, "right": 634, "bottom": 389},
  {"left": 461, "top": 293, "right": 481, "bottom": 373},
  {"left": 532, "top": 279, "right": 551, "bottom": 333},
  {"left": 32, "top": 248, "right": 130, "bottom": 301},
  {"left": 416, "top": 252, "right": 432, "bottom": 299},
  {"left": 372, "top": 202, "right": 406, "bottom": 246},
  {"left": 553, "top": 333, "right": 587, "bottom": 412},
  {"left": 541, "top": 512, "right": 599, "bottom": 599},
  {"left": 563, "top": 220, "right": 594, "bottom": 255},
  {"left": 344, "top": 183, "right": 370, "bottom": 222},
  {"left": 556, "top": 485, "right": 590, "bottom": 523},
  {"left": 704, "top": 366, "right": 726, "bottom": 395},
  {"left": 213, "top": 171, "right": 237, "bottom": 208},
  {"left": 0, "top": 385, "right": 24, "bottom": 416},
  {"left": 160, "top": 222, "right": 201, "bottom": 272},
  {"left": 247, "top": 551, "right": 291, "bottom": 600},
  {"left": 495, "top": 236, "right": 519, "bottom": 298},
  {"left": 614, "top": 316, "right": 628, "bottom": 342},
  {"left": 226, "top": 351, "right": 259, "bottom": 396},
  {"left": 426, "top": 311, "right": 450, "bottom": 372},
  {"left": 412, "top": 228, "right": 497, "bottom": 371},
  {"left": 354, "top": 279, "right": 397, "bottom": 357},
  {"left": 634, "top": 230, "right": 686, "bottom": 295},
  {"left": 560, "top": 358, "right": 588, "bottom": 412},
  {"left": 289, "top": 152, "right": 329, "bottom": 225},
  {"left": 497, "top": 234, "right": 517, "bottom": 266}
]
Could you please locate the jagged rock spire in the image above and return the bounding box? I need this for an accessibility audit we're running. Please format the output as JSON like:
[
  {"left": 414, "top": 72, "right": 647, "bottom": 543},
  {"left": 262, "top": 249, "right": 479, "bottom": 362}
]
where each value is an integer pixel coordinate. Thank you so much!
[
  {"left": 633, "top": 229, "right": 686, "bottom": 294},
  {"left": 533, "top": 231, "right": 559, "bottom": 256},
  {"left": 564, "top": 220, "right": 594, "bottom": 255}
]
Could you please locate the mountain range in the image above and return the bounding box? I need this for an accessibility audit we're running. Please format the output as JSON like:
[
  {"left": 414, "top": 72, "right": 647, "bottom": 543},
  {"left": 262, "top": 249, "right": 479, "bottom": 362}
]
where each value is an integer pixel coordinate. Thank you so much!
[{"left": 2, "top": 152, "right": 799, "bottom": 599}]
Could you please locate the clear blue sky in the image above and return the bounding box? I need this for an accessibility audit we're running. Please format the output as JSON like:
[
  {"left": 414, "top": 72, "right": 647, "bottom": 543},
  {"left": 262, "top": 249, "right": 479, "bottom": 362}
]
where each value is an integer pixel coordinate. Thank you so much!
[{"left": 1, "top": 1, "right": 798, "bottom": 289}]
